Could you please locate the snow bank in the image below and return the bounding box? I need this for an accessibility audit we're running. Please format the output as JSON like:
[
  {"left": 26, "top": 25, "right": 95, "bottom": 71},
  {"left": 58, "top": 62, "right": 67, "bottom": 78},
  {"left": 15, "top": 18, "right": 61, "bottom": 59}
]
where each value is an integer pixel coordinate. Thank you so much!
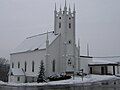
[
  {"left": 0, "top": 75, "right": 119, "bottom": 86},
  {"left": 48, "top": 74, "right": 119, "bottom": 85}
]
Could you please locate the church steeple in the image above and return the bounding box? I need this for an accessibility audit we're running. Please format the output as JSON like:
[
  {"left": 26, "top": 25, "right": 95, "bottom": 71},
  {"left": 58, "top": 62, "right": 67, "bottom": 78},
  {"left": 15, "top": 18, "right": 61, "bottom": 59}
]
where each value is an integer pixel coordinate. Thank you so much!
[
  {"left": 53, "top": 1, "right": 76, "bottom": 73},
  {"left": 54, "top": 3, "right": 57, "bottom": 34},
  {"left": 73, "top": 3, "right": 76, "bottom": 16},
  {"left": 59, "top": 4, "right": 62, "bottom": 14},
  {"left": 55, "top": 3, "right": 57, "bottom": 12},
  {"left": 64, "top": 0, "right": 67, "bottom": 13},
  {"left": 46, "top": 31, "right": 49, "bottom": 48},
  {"left": 69, "top": 4, "right": 71, "bottom": 14}
]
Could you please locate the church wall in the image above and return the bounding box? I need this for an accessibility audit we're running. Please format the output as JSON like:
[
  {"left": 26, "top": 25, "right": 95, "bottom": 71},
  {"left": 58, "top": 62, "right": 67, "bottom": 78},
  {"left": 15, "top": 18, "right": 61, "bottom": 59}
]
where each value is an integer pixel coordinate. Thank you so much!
[
  {"left": 80, "top": 57, "right": 92, "bottom": 74},
  {"left": 66, "top": 16, "right": 75, "bottom": 72},
  {"left": 47, "top": 35, "right": 61, "bottom": 76},
  {"left": 75, "top": 47, "right": 79, "bottom": 71},
  {"left": 10, "top": 49, "right": 46, "bottom": 78}
]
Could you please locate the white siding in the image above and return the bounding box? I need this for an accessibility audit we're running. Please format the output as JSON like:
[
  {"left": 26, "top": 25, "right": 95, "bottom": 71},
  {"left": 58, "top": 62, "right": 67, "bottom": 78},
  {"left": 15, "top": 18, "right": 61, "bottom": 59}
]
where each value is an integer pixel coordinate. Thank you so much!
[
  {"left": 9, "top": 76, "right": 25, "bottom": 83},
  {"left": 80, "top": 57, "right": 92, "bottom": 74},
  {"left": 10, "top": 49, "right": 46, "bottom": 77}
]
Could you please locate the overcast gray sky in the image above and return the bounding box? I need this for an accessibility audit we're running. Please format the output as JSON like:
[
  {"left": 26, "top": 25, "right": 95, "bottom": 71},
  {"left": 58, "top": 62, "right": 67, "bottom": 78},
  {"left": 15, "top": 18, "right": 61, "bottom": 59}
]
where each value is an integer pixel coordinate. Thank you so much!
[{"left": 0, "top": 0, "right": 120, "bottom": 59}]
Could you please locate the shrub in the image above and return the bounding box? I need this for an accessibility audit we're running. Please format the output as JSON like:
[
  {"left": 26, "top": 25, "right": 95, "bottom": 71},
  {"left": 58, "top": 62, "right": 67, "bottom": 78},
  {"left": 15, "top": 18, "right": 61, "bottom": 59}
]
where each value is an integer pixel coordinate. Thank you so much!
[{"left": 48, "top": 74, "right": 71, "bottom": 81}]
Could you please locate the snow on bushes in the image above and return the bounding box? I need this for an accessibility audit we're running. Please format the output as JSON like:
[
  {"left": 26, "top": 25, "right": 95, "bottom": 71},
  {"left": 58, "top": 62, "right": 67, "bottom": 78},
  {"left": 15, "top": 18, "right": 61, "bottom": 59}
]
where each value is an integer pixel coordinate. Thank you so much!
[{"left": 48, "top": 74, "right": 71, "bottom": 81}]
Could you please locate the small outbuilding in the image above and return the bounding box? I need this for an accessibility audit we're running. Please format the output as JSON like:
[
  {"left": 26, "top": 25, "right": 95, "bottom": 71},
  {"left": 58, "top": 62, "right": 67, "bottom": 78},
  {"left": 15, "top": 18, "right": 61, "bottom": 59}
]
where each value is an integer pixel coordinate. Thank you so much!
[
  {"left": 8, "top": 68, "right": 25, "bottom": 83},
  {"left": 88, "top": 60, "right": 119, "bottom": 75}
]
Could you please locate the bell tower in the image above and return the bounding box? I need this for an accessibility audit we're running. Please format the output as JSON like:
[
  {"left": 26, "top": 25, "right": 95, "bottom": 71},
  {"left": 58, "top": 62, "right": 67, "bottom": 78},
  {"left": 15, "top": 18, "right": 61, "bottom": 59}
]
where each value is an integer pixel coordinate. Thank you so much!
[
  {"left": 54, "top": 1, "right": 76, "bottom": 73},
  {"left": 54, "top": 1, "right": 76, "bottom": 35}
]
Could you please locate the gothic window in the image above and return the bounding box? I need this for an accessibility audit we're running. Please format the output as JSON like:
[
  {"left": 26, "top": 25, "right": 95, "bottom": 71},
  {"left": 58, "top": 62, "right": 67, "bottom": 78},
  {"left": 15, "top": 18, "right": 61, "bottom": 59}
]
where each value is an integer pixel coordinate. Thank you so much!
[
  {"left": 59, "top": 22, "right": 61, "bottom": 28},
  {"left": 12, "top": 62, "right": 14, "bottom": 68},
  {"left": 69, "top": 23, "right": 71, "bottom": 29},
  {"left": 32, "top": 61, "right": 34, "bottom": 72},
  {"left": 25, "top": 61, "right": 27, "bottom": 72},
  {"left": 18, "top": 62, "right": 20, "bottom": 68},
  {"left": 52, "top": 60, "right": 55, "bottom": 72}
]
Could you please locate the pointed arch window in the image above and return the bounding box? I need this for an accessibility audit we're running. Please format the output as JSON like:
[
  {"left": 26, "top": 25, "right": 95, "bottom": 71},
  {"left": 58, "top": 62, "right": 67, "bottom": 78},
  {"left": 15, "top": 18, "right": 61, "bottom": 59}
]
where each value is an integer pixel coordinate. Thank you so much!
[
  {"left": 59, "top": 22, "right": 61, "bottom": 28},
  {"left": 25, "top": 61, "right": 27, "bottom": 72},
  {"left": 12, "top": 62, "right": 14, "bottom": 68},
  {"left": 18, "top": 62, "right": 20, "bottom": 68},
  {"left": 52, "top": 60, "right": 55, "bottom": 72},
  {"left": 32, "top": 61, "right": 34, "bottom": 72}
]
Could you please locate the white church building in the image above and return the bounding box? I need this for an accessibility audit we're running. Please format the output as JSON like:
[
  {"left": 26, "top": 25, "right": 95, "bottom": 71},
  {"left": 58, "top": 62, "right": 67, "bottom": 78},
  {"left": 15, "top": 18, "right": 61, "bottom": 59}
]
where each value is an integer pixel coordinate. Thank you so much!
[{"left": 9, "top": 2, "right": 92, "bottom": 83}]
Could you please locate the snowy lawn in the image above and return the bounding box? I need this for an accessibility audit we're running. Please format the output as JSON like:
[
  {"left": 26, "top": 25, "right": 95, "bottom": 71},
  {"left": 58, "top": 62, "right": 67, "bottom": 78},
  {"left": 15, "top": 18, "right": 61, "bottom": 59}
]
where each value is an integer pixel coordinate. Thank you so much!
[{"left": 0, "top": 74, "right": 119, "bottom": 86}]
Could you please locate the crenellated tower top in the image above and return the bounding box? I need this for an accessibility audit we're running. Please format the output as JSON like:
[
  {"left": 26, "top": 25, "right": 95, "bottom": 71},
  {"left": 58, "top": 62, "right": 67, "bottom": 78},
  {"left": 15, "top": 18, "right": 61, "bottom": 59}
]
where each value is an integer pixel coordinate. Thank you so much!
[
  {"left": 54, "top": 1, "right": 76, "bottom": 35},
  {"left": 54, "top": 1, "right": 76, "bottom": 18}
]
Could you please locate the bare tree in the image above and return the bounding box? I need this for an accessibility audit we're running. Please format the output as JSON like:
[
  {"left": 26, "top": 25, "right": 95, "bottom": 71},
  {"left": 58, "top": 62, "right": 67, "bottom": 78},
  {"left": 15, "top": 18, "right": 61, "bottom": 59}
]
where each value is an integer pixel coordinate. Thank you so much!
[{"left": 0, "top": 57, "right": 9, "bottom": 82}]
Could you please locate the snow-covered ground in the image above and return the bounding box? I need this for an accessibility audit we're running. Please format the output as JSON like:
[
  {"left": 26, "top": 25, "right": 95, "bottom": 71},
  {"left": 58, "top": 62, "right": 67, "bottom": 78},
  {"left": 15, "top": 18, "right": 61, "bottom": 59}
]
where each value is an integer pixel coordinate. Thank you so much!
[{"left": 0, "top": 75, "right": 119, "bottom": 86}]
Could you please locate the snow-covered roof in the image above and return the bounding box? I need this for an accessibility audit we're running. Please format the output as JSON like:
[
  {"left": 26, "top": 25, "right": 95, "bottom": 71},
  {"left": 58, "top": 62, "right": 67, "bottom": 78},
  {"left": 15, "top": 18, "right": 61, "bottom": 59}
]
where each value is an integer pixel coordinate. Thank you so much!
[
  {"left": 89, "top": 59, "right": 117, "bottom": 65},
  {"left": 11, "top": 31, "right": 58, "bottom": 54},
  {"left": 10, "top": 68, "right": 25, "bottom": 76}
]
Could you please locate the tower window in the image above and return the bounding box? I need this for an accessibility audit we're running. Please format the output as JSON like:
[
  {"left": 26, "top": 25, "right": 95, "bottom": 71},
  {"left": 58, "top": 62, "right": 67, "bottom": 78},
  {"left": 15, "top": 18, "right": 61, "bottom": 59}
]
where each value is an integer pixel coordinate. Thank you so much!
[
  {"left": 68, "top": 40, "right": 71, "bottom": 44},
  {"left": 69, "top": 23, "right": 71, "bottom": 29},
  {"left": 25, "top": 61, "right": 27, "bottom": 72},
  {"left": 52, "top": 60, "right": 55, "bottom": 72},
  {"left": 68, "top": 58, "right": 72, "bottom": 65},
  {"left": 59, "top": 17, "right": 61, "bottom": 19},
  {"left": 32, "top": 61, "right": 34, "bottom": 72},
  {"left": 69, "top": 17, "right": 71, "bottom": 20},
  {"left": 59, "top": 22, "right": 61, "bottom": 28},
  {"left": 18, "top": 62, "right": 20, "bottom": 68},
  {"left": 12, "top": 62, "right": 14, "bottom": 68}
]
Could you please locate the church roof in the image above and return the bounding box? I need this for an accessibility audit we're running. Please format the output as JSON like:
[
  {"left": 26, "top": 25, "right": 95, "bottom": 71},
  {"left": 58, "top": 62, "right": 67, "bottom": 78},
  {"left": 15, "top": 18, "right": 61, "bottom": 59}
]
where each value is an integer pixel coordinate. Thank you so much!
[{"left": 11, "top": 31, "right": 58, "bottom": 54}]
